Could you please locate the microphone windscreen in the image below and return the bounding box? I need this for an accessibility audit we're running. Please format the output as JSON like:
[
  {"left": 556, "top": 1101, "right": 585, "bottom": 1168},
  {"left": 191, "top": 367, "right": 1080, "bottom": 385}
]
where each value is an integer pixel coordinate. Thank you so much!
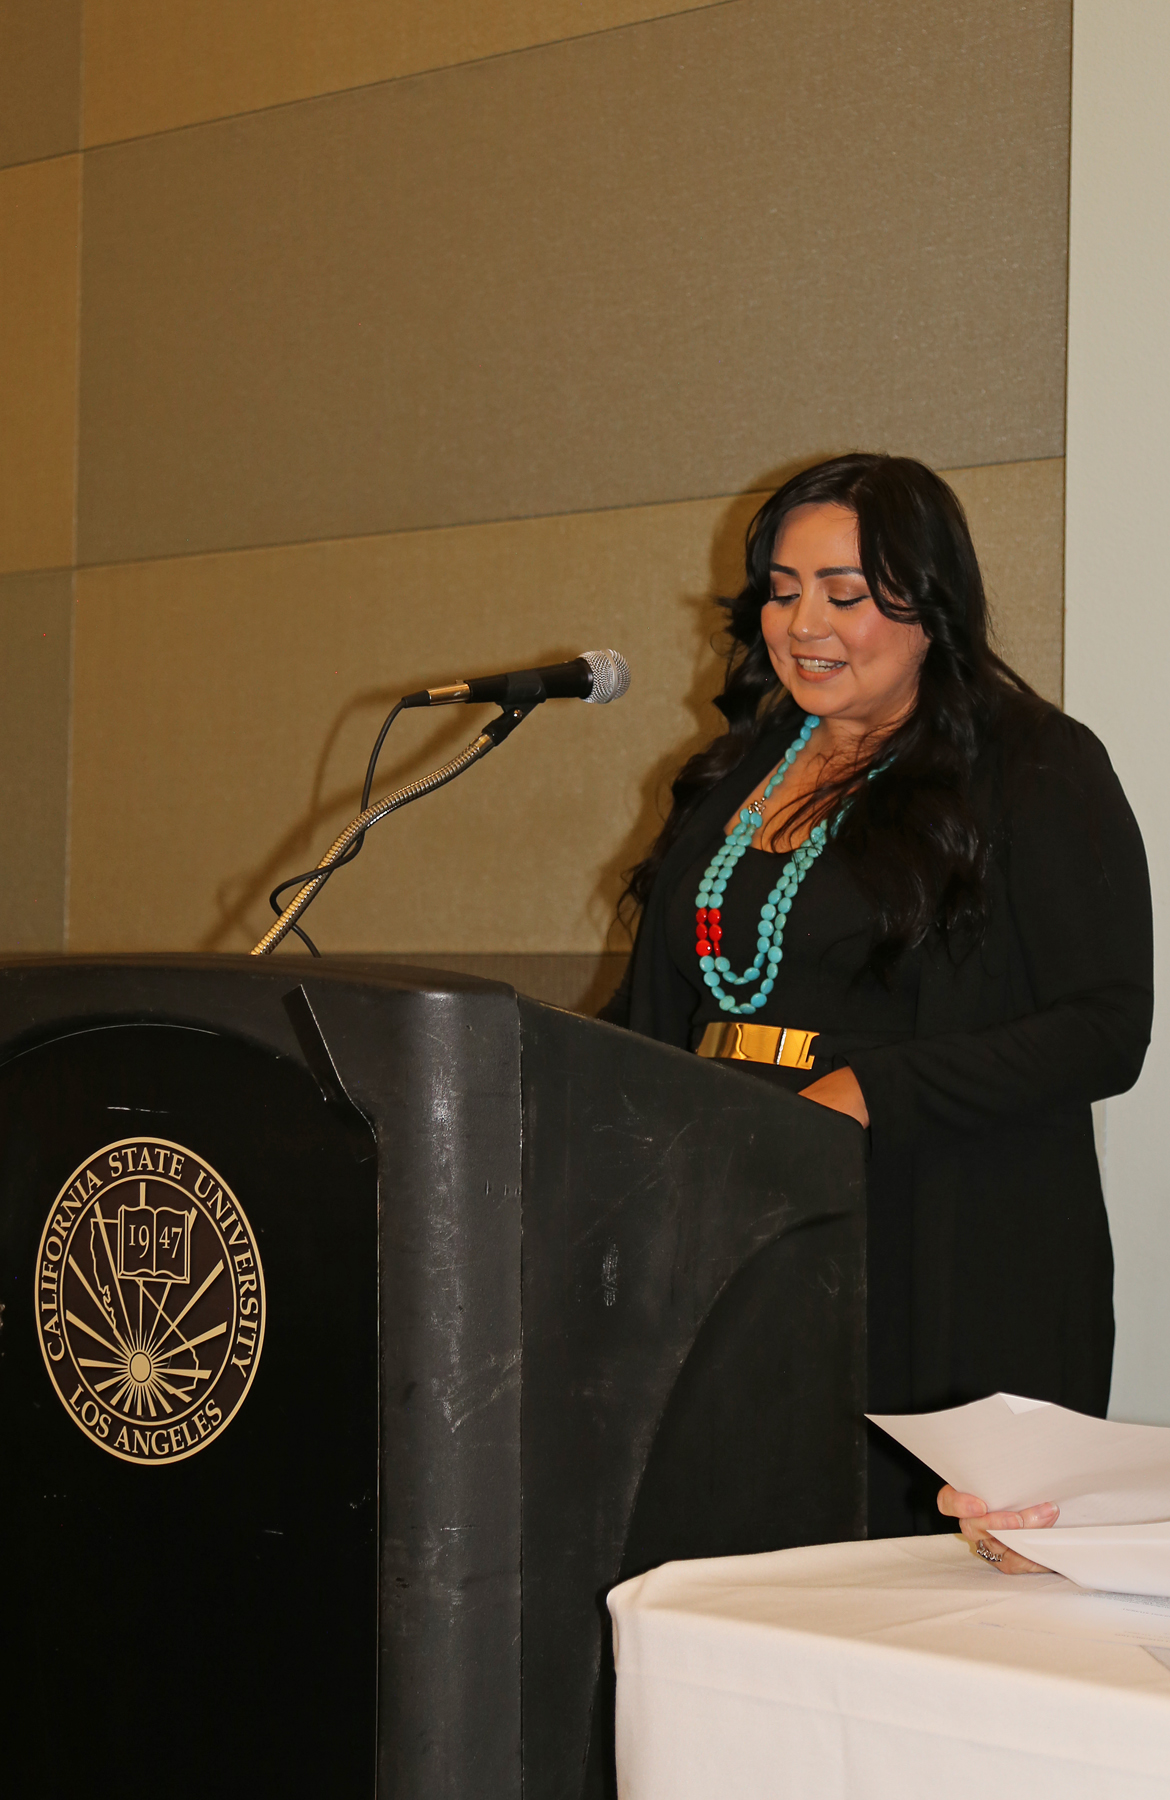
[{"left": 581, "top": 649, "right": 631, "bottom": 704}]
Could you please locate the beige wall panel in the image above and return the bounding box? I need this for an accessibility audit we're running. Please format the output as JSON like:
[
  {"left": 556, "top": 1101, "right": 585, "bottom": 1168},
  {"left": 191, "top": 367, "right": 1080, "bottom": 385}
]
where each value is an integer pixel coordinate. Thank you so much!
[
  {"left": 77, "top": 0, "right": 1071, "bottom": 566},
  {"left": 67, "top": 456, "right": 1060, "bottom": 955},
  {"left": 0, "top": 1, "right": 81, "bottom": 169},
  {"left": 0, "top": 156, "right": 81, "bottom": 573},
  {"left": 0, "top": 571, "right": 73, "bottom": 950},
  {"left": 82, "top": 0, "right": 726, "bottom": 145},
  {"left": 945, "top": 457, "right": 1064, "bottom": 705}
]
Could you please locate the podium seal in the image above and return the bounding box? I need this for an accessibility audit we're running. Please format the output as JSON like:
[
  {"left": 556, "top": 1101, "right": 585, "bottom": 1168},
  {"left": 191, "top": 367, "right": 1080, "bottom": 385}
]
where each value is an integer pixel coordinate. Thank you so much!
[{"left": 34, "top": 1137, "right": 266, "bottom": 1464}]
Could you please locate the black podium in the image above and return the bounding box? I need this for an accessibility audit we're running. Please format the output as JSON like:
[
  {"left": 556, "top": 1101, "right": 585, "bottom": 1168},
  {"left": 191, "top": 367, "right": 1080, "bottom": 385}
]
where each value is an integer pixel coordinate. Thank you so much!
[{"left": 0, "top": 958, "right": 866, "bottom": 1799}]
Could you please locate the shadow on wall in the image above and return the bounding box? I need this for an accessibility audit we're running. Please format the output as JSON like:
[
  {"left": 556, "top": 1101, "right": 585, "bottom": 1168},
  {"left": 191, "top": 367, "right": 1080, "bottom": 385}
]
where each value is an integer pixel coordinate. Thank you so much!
[{"left": 199, "top": 686, "right": 471, "bottom": 951}]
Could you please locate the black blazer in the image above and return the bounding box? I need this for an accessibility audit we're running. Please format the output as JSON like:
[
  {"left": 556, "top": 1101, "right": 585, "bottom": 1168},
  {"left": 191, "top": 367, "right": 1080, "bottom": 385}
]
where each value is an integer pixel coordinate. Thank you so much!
[{"left": 602, "top": 697, "right": 1153, "bottom": 1445}]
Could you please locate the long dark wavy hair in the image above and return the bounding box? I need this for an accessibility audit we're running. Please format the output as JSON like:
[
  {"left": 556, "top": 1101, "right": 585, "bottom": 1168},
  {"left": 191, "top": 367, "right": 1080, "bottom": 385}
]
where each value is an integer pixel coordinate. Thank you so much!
[{"left": 623, "top": 453, "right": 1041, "bottom": 972}]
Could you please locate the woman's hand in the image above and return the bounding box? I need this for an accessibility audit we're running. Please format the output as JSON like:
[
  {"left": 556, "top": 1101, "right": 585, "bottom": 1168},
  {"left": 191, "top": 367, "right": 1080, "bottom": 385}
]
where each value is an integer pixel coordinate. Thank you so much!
[
  {"left": 799, "top": 1066, "right": 869, "bottom": 1127},
  {"left": 937, "top": 1484, "right": 1059, "bottom": 1573}
]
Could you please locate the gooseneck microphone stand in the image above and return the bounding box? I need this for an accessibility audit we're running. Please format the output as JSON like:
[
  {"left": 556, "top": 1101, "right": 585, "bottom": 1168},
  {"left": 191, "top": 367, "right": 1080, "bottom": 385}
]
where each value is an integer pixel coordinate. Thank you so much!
[{"left": 250, "top": 703, "right": 535, "bottom": 956}]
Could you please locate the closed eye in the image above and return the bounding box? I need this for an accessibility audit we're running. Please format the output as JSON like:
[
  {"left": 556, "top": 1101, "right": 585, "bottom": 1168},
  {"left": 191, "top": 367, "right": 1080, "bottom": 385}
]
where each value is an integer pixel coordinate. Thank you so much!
[
  {"left": 767, "top": 591, "right": 800, "bottom": 607},
  {"left": 829, "top": 595, "right": 867, "bottom": 609}
]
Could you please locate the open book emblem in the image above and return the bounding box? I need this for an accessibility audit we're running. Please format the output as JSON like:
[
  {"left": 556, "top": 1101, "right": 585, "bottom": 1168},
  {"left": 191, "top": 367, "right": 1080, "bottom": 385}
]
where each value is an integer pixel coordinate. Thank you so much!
[
  {"left": 34, "top": 1138, "right": 266, "bottom": 1466},
  {"left": 117, "top": 1186, "right": 192, "bottom": 1284}
]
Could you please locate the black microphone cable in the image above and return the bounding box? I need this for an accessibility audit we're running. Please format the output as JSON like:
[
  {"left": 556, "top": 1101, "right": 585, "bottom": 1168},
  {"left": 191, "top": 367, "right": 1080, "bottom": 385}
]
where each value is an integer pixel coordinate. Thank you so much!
[
  {"left": 264, "top": 647, "right": 628, "bottom": 954},
  {"left": 267, "top": 697, "right": 407, "bottom": 955}
]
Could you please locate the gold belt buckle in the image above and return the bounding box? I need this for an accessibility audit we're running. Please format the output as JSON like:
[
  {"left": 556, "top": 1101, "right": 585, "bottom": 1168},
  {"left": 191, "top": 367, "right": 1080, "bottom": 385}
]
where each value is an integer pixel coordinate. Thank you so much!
[{"left": 695, "top": 1022, "right": 819, "bottom": 1071}]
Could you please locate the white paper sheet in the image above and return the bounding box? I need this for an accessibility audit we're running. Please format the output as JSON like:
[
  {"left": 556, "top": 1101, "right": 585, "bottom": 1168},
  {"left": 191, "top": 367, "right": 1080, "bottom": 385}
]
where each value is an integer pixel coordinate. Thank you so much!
[
  {"left": 867, "top": 1393, "right": 1170, "bottom": 1525},
  {"left": 979, "top": 1578, "right": 1170, "bottom": 1643},
  {"left": 990, "top": 1521, "right": 1170, "bottom": 1599}
]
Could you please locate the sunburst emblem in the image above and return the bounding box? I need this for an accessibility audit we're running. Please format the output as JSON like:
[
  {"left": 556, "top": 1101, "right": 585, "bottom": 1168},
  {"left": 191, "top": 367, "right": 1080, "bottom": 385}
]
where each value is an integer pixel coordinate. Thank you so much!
[{"left": 35, "top": 1138, "right": 265, "bottom": 1464}]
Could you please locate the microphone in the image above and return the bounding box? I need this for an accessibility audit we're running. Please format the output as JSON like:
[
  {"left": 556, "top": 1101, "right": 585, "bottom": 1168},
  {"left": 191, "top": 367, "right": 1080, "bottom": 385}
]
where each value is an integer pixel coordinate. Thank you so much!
[{"left": 402, "top": 648, "right": 631, "bottom": 709}]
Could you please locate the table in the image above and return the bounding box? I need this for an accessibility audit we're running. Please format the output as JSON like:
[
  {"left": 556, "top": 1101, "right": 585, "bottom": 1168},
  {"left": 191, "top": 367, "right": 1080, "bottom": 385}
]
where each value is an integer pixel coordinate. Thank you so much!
[{"left": 608, "top": 1535, "right": 1170, "bottom": 1798}]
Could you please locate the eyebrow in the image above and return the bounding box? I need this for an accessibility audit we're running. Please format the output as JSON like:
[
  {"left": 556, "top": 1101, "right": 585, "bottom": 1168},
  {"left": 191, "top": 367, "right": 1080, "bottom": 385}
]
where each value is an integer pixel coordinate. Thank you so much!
[{"left": 769, "top": 563, "right": 867, "bottom": 578}]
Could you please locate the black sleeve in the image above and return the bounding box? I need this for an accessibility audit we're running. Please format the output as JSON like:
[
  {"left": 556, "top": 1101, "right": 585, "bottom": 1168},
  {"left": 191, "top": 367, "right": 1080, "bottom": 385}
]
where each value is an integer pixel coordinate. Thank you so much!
[{"left": 849, "top": 717, "right": 1153, "bottom": 1146}]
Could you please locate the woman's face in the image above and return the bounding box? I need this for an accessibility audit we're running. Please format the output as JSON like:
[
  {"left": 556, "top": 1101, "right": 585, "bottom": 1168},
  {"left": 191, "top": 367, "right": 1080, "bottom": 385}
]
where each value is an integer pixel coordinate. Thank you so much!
[{"left": 762, "top": 502, "right": 928, "bottom": 733}]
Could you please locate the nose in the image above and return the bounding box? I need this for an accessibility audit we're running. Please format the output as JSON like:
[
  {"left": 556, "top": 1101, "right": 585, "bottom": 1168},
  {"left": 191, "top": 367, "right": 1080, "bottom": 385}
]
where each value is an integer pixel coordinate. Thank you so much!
[{"left": 788, "top": 593, "right": 832, "bottom": 642}]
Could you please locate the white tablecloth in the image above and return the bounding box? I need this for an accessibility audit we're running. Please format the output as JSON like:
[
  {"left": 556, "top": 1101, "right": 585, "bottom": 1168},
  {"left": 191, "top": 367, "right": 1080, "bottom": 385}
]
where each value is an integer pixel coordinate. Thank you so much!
[{"left": 608, "top": 1535, "right": 1170, "bottom": 1798}]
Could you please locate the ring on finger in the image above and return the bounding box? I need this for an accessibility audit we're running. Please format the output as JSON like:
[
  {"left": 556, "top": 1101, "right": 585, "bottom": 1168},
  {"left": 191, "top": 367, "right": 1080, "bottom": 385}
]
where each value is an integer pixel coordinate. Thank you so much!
[{"left": 976, "top": 1539, "right": 1004, "bottom": 1565}]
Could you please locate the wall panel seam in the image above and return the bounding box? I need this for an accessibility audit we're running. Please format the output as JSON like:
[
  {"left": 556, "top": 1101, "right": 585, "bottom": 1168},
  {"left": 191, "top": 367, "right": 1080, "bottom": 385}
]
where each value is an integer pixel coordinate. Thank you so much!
[
  {"left": 80, "top": 0, "right": 739, "bottom": 155},
  {"left": 63, "top": 94, "right": 85, "bottom": 950},
  {"left": 0, "top": 148, "right": 84, "bottom": 177},
  {"left": 62, "top": 570, "right": 77, "bottom": 952},
  {"left": 71, "top": 153, "right": 84, "bottom": 569},
  {"left": 74, "top": 456, "right": 1067, "bottom": 578},
  {"left": 0, "top": 564, "right": 78, "bottom": 579},
  {"left": 78, "top": 0, "right": 89, "bottom": 158}
]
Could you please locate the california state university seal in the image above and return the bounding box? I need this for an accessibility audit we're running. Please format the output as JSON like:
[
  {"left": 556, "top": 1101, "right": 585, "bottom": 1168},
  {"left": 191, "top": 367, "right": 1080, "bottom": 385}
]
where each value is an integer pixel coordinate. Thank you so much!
[{"left": 34, "top": 1138, "right": 265, "bottom": 1464}]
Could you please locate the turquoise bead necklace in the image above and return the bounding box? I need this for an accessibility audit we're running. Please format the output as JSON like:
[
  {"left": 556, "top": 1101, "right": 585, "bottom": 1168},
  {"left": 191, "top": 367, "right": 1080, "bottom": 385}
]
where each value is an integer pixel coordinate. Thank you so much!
[{"left": 693, "top": 713, "right": 827, "bottom": 1017}]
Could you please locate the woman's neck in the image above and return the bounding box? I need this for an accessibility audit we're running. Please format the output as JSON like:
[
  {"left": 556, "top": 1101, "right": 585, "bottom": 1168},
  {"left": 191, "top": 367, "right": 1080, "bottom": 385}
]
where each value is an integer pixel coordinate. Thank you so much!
[{"left": 807, "top": 702, "right": 913, "bottom": 770}]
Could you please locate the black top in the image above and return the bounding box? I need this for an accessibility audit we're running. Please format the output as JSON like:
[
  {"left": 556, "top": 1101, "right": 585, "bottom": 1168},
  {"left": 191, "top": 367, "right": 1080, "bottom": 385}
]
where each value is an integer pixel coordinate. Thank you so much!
[
  {"left": 602, "top": 694, "right": 1155, "bottom": 1534},
  {"left": 667, "top": 841, "right": 920, "bottom": 1076}
]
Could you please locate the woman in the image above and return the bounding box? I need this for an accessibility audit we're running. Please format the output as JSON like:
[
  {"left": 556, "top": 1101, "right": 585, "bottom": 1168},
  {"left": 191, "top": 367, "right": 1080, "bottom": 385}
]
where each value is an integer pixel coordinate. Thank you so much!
[{"left": 602, "top": 453, "right": 1153, "bottom": 1547}]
